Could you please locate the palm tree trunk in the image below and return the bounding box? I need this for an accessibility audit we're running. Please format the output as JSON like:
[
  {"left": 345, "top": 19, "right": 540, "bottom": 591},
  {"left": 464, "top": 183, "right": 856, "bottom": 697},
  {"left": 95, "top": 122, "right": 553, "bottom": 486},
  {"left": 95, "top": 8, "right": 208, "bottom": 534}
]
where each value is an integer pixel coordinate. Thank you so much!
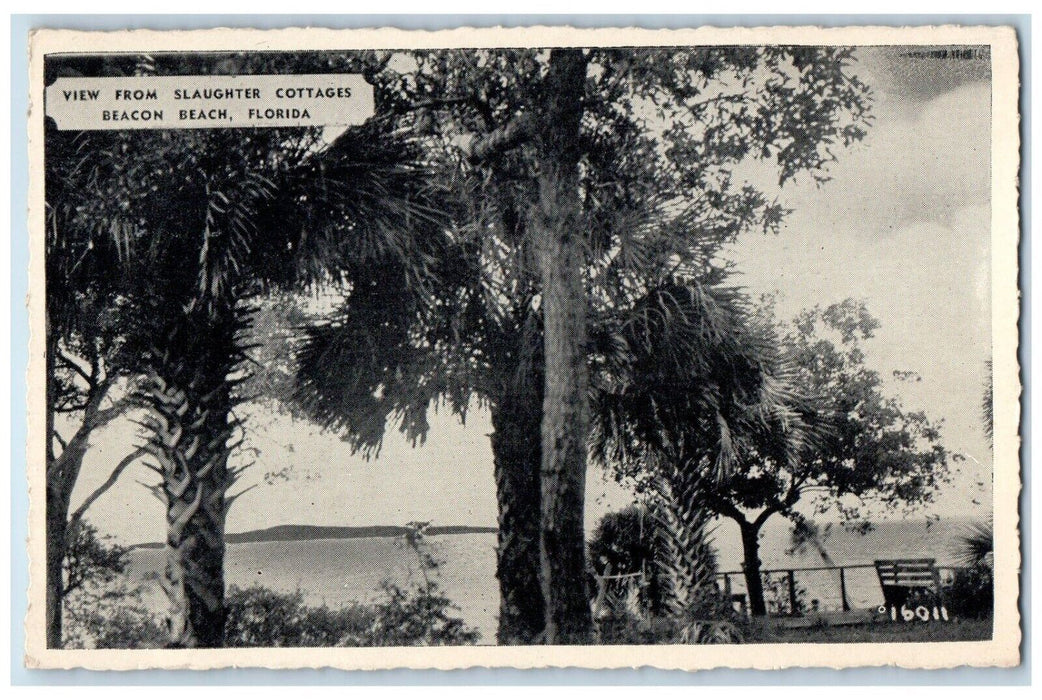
[
  {"left": 653, "top": 467, "right": 718, "bottom": 621},
  {"left": 143, "top": 311, "right": 239, "bottom": 648},
  {"left": 536, "top": 48, "right": 592, "bottom": 644},
  {"left": 740, "top": 520, "right": 768, "bottom": 617},
  {"left": 489, "top": 322, "right": 545, "bottom": 644}
]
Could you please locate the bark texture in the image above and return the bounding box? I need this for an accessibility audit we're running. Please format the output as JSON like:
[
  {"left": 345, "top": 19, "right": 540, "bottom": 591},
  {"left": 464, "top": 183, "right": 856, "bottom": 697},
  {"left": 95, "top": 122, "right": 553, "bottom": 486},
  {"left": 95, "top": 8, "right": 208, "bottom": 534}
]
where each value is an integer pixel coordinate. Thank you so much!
[
  {"left": 536, "top": 48, "right": 593, "bottom": 644},
  {"left": 45, "top": 487, "right": 68, "bottom": 648},
  {"left": 740, "top": 521, "right": 768, "bottom": 617},
  {"left": 142, "top": 309, "right": 239, "bottom": 648},
  {"left": 653, "top": 466, "right": 718, "bottom": 621},
  {"left": 44, "top": 333, "right": 120, "bottom": 648},
  {"left": 490, "top": 358, "right": 545, "bottom": 644}
]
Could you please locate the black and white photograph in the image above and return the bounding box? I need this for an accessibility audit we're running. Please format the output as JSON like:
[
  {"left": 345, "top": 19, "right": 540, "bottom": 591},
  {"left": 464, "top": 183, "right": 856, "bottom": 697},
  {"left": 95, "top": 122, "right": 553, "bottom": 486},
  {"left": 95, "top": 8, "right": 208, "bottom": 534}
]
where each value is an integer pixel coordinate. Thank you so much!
[{"left": 25, "top": 25, "right": 1021, "bottom": 670}]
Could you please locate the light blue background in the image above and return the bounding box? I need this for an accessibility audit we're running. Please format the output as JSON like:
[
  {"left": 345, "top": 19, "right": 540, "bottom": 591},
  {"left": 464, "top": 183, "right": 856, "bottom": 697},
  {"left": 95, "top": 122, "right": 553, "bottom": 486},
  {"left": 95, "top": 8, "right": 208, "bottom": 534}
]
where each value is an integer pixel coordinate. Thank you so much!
[{"left": 9, "top": 13, "right": 1031, "bottom": 685}]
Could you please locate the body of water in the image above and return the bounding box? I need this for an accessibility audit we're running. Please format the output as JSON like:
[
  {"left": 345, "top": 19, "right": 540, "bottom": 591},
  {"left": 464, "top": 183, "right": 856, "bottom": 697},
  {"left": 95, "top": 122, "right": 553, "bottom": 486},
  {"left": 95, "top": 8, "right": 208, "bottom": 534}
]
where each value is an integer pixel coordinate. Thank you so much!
[
  {"left": 130, "top": 533, "right": 501, "bottom": 643},
  {"left": 128, "top": 517, "right": 976, "bottom": 642}
]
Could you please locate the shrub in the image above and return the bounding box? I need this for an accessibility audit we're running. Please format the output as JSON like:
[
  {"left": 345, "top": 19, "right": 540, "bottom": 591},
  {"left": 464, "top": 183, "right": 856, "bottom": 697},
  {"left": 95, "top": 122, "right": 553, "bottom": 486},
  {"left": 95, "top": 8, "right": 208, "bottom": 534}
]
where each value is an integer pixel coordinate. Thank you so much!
[
  {"left": 224, "top": 580, "right": 479, "bottom": 647},
  {"left": 761, "top": 572, "right": 809, "bottom": 616},
  {"left": 224, "top": 585, "right": 374, "bottom": 647},
  {"left": 64, "top": 521, "right": 480, "bottom": 648},
  {"left": 944, "top": 564, "right": 993, "bottom": 619},
  {"left": 351, "top": 581, "right": 480, "bottom": 646},
  {"left": 348, "top": 523, "right": 480, "bottom": 646},
  {"left": 944, "top": 519, "right": 993, "bottom": 620},
  {"left": 595, "top": 610, "right": 672, "bottom": 644},
  {"left": 588, "top": 505, "right": 665, "bottom": 614},
  {"left": 61, "top": 521, "right": 166, "bottom": 650},
  {"left": 63, "top": 520, "right": 131, "bottom": 596},
  {"left": 595, "top": 600, "right": 745, "bottom": 645},
  {"left": 228, "top": 525, "right": 479, "bottom": 647},
  {"left": 63, "top": 580, "right": 167, "bottom": 649}
]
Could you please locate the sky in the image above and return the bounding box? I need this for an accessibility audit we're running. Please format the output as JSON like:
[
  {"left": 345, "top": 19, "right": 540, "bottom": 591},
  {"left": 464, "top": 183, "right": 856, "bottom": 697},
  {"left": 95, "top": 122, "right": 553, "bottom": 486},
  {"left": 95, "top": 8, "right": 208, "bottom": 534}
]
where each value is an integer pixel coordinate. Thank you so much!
[{"left": 72, "top": 46, "right": 995, "bottom": 545}]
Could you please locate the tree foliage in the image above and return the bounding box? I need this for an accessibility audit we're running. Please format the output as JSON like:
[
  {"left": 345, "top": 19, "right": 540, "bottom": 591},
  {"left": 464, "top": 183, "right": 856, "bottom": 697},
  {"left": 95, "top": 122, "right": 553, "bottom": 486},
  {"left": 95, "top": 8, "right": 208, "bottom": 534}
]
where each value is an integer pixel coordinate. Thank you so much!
[
  {"left": 604, "top": 298, "right": 956, "bottom": 525},
  {"left": 598, "top": 296, "right": 957, "bottom": 615},
  {"left": 753, "top": 299, "right": 955, "bottom": 523},
  {"left": 49, "top": 46, "right": 874, "bottom": 643},
  {"left": 294, "top": 45, "right": 872, "bottom": 450},
  {"left": 289, "top": 46, "right": 872, "bottom": 640},
  {"left": 45, "top": 50, "right": 454, "bottom": 646}
]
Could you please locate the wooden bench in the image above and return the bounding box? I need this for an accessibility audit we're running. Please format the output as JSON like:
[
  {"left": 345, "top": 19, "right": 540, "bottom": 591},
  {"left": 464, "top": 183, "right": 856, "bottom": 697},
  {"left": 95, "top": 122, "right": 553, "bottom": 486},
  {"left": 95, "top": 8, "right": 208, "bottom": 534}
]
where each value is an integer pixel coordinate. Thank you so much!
[{"left": 874, "top": 558, "right": 945, "bottom": 608}]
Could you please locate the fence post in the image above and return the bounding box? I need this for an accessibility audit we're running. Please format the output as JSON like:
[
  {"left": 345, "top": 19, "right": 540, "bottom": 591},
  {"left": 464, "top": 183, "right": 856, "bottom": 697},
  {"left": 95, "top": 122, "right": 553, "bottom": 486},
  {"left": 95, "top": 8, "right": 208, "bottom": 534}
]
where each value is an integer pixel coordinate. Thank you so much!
[
  {"left": 839, "top": 567, "right": 850, "bottom": 612},
  {"left": 787, "top": 570, "right": 798, "bottom": 616},
  {"left": 723, "top": 573, "right": 732, "bottom": 600}
]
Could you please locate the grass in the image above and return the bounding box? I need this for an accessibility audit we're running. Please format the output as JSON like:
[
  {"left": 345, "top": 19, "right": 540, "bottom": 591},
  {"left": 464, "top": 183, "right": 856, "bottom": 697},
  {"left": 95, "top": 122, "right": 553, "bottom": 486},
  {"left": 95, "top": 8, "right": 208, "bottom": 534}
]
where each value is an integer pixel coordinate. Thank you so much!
[{"left": 745, "top": 617, "right": 993, "bottom": 644}]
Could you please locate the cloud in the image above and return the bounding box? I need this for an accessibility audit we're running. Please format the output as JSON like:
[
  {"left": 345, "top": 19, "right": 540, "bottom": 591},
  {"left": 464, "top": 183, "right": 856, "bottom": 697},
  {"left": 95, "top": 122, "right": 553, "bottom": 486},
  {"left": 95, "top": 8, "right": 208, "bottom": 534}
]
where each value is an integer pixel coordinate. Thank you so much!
[
  {"left": 859, "top": 46, "right": 991, "bottom": 104},
  {"left": 777, "top": 80, "right": 990, "bottom": 237},
  {"left": 728, "top": 60, "right": 993, "bottom": 519}
]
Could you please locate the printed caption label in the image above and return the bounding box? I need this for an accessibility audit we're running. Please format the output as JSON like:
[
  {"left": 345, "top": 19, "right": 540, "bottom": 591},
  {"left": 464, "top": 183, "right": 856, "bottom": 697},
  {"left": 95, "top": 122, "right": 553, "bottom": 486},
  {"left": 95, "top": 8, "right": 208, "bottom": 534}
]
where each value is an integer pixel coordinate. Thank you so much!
[{"left": 46, "top": 75, "right": 374, "bottom": 130}]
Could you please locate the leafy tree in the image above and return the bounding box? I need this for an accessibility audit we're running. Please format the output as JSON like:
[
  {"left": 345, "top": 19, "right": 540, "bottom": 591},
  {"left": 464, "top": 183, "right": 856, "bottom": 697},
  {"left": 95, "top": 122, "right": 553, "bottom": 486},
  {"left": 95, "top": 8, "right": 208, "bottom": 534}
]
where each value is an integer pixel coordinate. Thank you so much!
[
  {"left": 606, "top": 298, "right": 957, "bottom": 616},
  {"left": 295, "top": 45, "right": 871, "bottom": 643},
  {"left": 45, "top": 51, "right": 448, "bottom": 646},
  {"left": 43, "top": 184, "right": 152, "bottom": 646}
]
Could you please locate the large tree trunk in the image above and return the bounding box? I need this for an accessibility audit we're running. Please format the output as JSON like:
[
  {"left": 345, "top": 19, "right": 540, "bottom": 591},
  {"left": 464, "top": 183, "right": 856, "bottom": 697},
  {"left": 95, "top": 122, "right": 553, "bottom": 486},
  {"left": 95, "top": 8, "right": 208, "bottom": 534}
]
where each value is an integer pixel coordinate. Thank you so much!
[
  {"left": 44, "top": 371, "right": 96, "bottom": 648},
  {"left": 44, "top": 330, "right": 64, "bottom": 649},
  {"left": 536, "top": 48, "right": 592, "bottom": 644},
  {"left": 45, "top": 485, "right": 67, "bottom": 648},
  {"left": 490, "top": 360, "right": 544, "bottom": 644},
  {"left": 143, "top": 310, "right": 239, "bottom": 648},
  {"left": 739, "top": 520, "right": 768, "bottom": 617},
  {"left": 45, "top": 433, "right": 92, "bottom": 647}
]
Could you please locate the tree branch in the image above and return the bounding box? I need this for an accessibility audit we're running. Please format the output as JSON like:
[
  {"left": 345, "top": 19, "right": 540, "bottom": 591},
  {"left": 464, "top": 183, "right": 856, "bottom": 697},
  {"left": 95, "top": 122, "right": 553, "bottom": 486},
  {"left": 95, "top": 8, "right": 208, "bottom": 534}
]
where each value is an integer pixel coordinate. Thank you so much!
[
  {"left": 54, "top": 401, "right": 90, "bottom": 414},
  {"left": 52, "top": 431, "right": 67, "bottom": 454},
  {"left": 68, "top": 447, "right": 148, "bottom": 528},
  {"left": 702, "top": 488, "right": 748, "bottom": 525},
  {"left": 407, "top": 94, "right": 496, "bottom": 129},
  {"left": 410, "top": 96, "right": 473, "bottom": 111},
  {"left": 782, "top": 478, "right": 807, "bottom": 509},
  {"left": 465, "top": 112, "right": 536, "bottom": 164},
  {"left": 753, "top": 503, "right": 781, "bottom": 530},
  {"left": 55, "top": 348, "right": 93, "bottom": 385},
  {"left": 88, "top": 394, "right": 133, "bottom": 432},
  {"left": 51, "top": 377, "right": 122, "bottom": 508}
]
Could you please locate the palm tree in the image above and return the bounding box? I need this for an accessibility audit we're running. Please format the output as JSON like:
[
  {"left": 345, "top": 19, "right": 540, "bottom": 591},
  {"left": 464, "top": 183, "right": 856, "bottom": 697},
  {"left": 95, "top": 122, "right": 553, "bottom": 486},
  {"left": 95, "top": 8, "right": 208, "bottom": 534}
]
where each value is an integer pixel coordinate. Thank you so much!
[
  {"left": 45, "top": 53, "right": 449, "bottom": 647},
  {"left": 591, "top": 279, "right": 817, "bottom": 621},
  {"left": 294, "top": 190, "right": 549, "bottom": 644},
  {"left": 294, "top": 45, "right": 871, "bottom": 642}
]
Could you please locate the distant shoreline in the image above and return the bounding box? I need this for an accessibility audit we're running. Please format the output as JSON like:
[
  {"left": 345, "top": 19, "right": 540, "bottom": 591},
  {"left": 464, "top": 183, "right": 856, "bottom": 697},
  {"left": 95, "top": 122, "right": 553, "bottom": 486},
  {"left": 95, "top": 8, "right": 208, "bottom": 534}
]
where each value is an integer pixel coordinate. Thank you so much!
[{"left": 131, "top": 524, "right": 498, "bottom": 549}]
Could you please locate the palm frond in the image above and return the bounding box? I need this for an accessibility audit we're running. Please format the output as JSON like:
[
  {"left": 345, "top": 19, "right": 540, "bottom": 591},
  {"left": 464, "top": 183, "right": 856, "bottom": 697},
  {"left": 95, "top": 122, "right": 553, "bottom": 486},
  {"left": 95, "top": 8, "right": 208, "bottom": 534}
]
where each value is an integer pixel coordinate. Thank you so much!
[{"left": 952, "top": 519, "right": 993, "bottom": 569}]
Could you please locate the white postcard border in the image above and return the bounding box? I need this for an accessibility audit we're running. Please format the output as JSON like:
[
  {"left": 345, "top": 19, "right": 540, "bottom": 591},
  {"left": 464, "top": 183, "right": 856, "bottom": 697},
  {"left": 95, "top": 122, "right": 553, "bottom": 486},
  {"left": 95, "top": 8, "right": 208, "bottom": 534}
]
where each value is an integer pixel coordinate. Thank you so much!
[{"left": 24, "top": 23, "right": 1022, "bottom": 672}]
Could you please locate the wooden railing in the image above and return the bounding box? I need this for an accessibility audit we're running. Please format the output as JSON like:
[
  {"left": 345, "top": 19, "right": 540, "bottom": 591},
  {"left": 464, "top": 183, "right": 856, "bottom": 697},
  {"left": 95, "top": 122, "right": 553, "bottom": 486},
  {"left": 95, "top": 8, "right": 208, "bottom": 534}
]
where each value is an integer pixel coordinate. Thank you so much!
[{"left": 715, "top": 563, "right": 969, "bottom": 617}]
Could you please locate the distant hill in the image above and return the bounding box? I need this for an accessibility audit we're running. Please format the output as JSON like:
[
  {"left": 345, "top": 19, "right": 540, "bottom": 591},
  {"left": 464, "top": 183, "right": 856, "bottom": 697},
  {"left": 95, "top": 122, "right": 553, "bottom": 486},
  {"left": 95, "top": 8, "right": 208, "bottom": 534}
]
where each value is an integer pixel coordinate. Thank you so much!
[{"left": 132, "top": 524, "right": 498, "bottom": 549}]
